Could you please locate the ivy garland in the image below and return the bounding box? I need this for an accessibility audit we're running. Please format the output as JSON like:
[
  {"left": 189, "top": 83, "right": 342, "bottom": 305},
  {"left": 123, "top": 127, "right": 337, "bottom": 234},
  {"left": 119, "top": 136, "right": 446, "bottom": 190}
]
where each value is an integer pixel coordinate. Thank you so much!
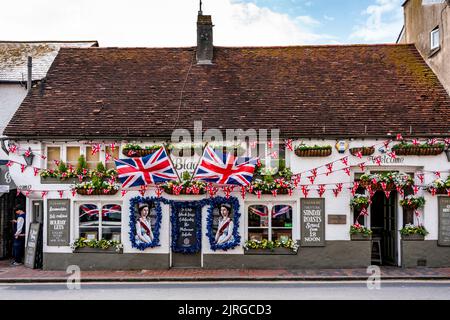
[
  {"left": 206, "top": 196, "right": 241, "bottom": 251},
  {"left": 170, "top": 200, "right": 207, "bottom": 254},
  {"left": 129, "top": 196, "right": 163, "bottom": 251}
]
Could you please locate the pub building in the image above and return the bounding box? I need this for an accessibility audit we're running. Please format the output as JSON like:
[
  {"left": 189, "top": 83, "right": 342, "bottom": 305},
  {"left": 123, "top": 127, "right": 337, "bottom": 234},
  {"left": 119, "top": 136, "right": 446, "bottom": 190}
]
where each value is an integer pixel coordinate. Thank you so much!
[{"left": 3, "top": 9, "right": 450, "bottom": 270}]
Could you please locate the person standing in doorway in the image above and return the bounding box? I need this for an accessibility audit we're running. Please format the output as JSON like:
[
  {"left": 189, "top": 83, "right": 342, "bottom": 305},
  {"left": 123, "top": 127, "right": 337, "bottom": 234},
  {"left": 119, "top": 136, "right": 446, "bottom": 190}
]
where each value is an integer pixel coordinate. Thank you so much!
[{"left": 11, "top": 205, "right": 26, "bottom": 266}]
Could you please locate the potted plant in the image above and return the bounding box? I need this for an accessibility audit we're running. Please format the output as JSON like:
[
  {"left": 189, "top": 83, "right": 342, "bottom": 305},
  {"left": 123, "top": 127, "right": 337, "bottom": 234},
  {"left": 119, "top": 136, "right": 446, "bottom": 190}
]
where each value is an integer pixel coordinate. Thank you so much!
[
  {"left": 243, "top": 238, "right": 299, "bottom": 255},
  {"left": 400, "top": 195, "right": 425, "bottom": 210},
  {"left": 74, "top": 175, "right": 119, "bottom": 195},
  {"left": 162, "top": 172, "right": 207, "bottom": 195},
  {"left": 40, "top": 160, "right": 79, "bottom": 184},
  {"left": 349, "top": 146, "right": 375, "bottom": 156},
  {"left": 391, "top": 142, "right": 445, "bottom": 156},
  {"left": 71, "top": 237, "right": 123, "bottom": 253},
  {"left": 350, "top": 223, "right": 373, "bottom": 240},
  {"left": 294, "top": 145, "right": 332, "bottom": 157},
  {"left": 350, "top": 194, "right": 370, "bottom": 211},
  {"left": 400, "top": 224, "right": 428, "bottom": 241}
]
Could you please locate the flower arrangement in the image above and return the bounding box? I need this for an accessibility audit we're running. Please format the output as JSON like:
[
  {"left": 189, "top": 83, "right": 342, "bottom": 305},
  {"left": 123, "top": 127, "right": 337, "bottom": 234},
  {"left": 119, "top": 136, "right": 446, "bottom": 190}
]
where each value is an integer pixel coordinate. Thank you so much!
[
  {"left": 350, "top": 223, "right": 373, "bottom": 236},
  {"left": 161, "top": 172, "right": 207, "bottom": 195},
  {"left": 350, "top": 194, "right": 370, "bottom": 211},
  {"left": 427, "top": 176, "right": 450, "bottom": 194},
  {"left": 73, "top": 174, "right": 119, "bottom": 195},
  {"left": 400, "top": 195, "right": 425, "bottom": 210},
  {"left": 40, "top": 160, "right": 78, "bottom": 180},
  {"left": 71, "top": 237, "right": 123, "bottom": 252},
  {"left": 243, "top": 238, "right": 299, "bottom": 252},
  {"left": 359, "top": 172, "right": 413, "bottom": 190},
  {"left": 250, "top": 160, "right": 294, "bottom": 195},
  {"left": 400, "top": 224, "right": 429, "bottom": 236},
  {"left": 391, "top": 142, "right": 445, "bottom": 156},
  {"left": 122, "top": 143, "right": 170, "bottom": 157},
  {"left": 294, "top": 144, "right": 332, "bottom": 157}
]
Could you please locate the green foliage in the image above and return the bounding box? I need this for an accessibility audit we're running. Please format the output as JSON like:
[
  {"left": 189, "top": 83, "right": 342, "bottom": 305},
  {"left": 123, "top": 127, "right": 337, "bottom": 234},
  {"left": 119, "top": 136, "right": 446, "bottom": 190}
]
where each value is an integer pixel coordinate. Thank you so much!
[
  {"left": 96, "top": 161, "right": 106, "bottom": 173},
  {"left": 350, "top": 194, "right": 370, "bottom": 210},
  {"left": 350, "top": 224, "right": 373, "bottom": 236},
  {"left": 243, "top": 238, "right": 299, "bottom": 252},
  {"left": 392, "top": 142, "right": 445, "bottom": 150},
  {"left": 400, "top": 196, "right": 425, "bottom": 209},
  {"left": 58, "top": 161, "right": 67, "bottom": 173},
  {"left": 181, "top": 171, "right": 192, "bottom": 181},
  {"left": 295, "top": 144, "right": 332, "bottom": 151},
  {"left": 76, "top": 155, "right": 88, "bottom": 174},
  {"left": 71, "top": 238, "right": 123, "bottom": 252},
  {"left": 400, "top": 224, "right": 429, "bottom": 236}
]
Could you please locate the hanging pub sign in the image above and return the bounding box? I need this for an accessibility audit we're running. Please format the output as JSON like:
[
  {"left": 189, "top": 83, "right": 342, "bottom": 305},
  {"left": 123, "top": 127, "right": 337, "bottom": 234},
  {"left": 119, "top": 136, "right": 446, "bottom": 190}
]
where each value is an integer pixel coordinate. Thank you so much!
[
  {"left": 438, "top": 197, "right": 450, "bottom": 246},
  {"left": 301, "top": 198, "right": 325, "bottom": 247},
  {"left": 47, "top": 199, "right": 70, "bottom": 246},
  {"left": 171, "top": 201, "right": 202, "bottom": 254}
]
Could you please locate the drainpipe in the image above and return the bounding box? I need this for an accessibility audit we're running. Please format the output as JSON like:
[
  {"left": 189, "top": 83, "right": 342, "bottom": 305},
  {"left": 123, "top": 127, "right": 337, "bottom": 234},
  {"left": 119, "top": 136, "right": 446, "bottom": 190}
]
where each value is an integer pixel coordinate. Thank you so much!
[{"left": 27, "top": 56, "right": 32, "bottom": 93}]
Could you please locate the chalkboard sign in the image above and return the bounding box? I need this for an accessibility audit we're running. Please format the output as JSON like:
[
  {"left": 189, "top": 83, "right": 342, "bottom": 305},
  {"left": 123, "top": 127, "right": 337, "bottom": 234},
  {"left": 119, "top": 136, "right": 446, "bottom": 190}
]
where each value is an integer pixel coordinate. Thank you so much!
[
  {"left": 47, "top": 199, "right": 70, "bottom": 246},
  {"left": 172, "top": 203, "right": 201, "bottom": 253},
  {"left": 438, "top": 197, "right": 450, "bottom": 246},
  {"left": 301, "top": 198, "right": 325, "bottom": 247},
  {"left": 24, "top": 223, "right": 41, "bottom": 269}
]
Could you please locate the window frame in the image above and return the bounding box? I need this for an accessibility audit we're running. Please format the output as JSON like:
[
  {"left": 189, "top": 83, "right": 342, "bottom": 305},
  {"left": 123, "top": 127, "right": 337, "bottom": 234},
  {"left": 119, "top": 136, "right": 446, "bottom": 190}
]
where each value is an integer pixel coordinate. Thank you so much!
[
  {"left": 430, "top": 27, "right": 440, "bottom": 50},
  {"left": 246, "top": 201, "right": 296, "bottom": 241},
  {"left": 75, "top": 201, "right": 123, "bottom": 241}
]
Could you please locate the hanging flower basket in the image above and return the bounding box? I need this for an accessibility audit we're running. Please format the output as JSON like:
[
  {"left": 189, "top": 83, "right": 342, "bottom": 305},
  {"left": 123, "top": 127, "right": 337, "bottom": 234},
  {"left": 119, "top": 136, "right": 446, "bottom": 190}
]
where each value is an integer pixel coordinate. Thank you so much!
[
  {"left": 122, "top": 148, "right": 159, "bottom": 157},
  {"left": 294, "top": 145, "right": 332, "bottom": 157},
  {"left": 76, "top": 188, "right": 118, "bottom": 196},
  {"left": 359, "top": 172, "right": 413, "bottom": 191},
  {"left": 392, "top": 143, "right": 445, "bottom": 156},
  {"left": 349, "top": 146, "right": 375, "bottom": 156},
  {"left": 400, "top": 196, "right": 425, "bottom": 210}
]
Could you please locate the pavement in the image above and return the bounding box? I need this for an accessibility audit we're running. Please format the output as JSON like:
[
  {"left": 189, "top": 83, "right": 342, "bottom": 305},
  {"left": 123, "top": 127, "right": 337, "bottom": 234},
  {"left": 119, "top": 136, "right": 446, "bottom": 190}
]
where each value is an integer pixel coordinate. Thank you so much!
[{"left": 2, "top": 260, "right": 450, "bottom": 283}]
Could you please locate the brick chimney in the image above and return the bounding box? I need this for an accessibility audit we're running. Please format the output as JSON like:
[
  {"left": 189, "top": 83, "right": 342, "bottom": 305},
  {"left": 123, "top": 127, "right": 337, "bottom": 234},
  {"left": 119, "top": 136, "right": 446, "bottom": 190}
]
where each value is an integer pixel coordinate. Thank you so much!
[{"left": 196, "top": 5, "right": 213, "bottom": 65}]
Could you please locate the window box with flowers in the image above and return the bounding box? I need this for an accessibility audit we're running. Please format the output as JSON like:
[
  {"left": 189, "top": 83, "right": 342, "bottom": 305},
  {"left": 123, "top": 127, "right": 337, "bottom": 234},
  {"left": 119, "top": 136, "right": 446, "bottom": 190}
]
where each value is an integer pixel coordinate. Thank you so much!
[
  {"left": 426, "top": 176, "right": 450, "bottom": 195},
  {"left": 400, "top": 224, "right": 428, "bottom": 241},
  {"left": 400, "top": 196, "right": 425, "bottom": 210},
  {"left": 349, "top": 146, "right": 375, "bottom": 157},
  {"left": 249, "top": 162, "right": 294, "bottom": 196},
  {"left": 71, "top": 238, "right": 123, "bottom": 254},
  {"left": 161, "top": 172, "right": 207, "bottom": 195},
  {"left": 294, "top": 145, "right": 332, "bottom": 157},
  {"left": 243, "top": 239, "right": 299, "bottom": 255},
  {"left": 122, "top": 143, "right": 171, "bottom": 157},
  {"left": 350, "top": 223, "right": 373, "bottom": 241},
  {"left": 73, "top": 165, "right": 119, "bottom": 196},
  {"left": 359, "top": 172, "right": 413, "bottom": 191},
  {"left": 391, "top": 142, "right": 445, "bottom": 156}
]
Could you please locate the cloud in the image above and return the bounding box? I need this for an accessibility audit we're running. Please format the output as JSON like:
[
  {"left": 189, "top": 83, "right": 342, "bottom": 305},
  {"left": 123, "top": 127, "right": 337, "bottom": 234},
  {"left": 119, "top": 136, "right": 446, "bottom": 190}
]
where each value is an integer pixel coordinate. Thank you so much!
[
  {"left": 350, "top": 0, "right": 404, "bottom": 43},
  {"left": 0, "top": 0, "right": 336, "bottom": 46}
]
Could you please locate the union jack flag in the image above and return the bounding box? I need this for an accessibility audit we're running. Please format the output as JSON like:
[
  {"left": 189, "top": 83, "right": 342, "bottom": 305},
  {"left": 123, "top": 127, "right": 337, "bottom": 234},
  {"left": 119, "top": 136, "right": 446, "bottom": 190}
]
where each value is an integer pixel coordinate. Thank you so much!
[
  {"left": 193, "top": 146, "right": 258, "bottom": 186},
  {"left": 272, "top": 206, "right": 291, "bottom": 218},
  {"left": 79, "top": 204, "right": 122, "bottom": 224},
  {"left": 114, "top": 147, "right": 177, "bottom": 188}
]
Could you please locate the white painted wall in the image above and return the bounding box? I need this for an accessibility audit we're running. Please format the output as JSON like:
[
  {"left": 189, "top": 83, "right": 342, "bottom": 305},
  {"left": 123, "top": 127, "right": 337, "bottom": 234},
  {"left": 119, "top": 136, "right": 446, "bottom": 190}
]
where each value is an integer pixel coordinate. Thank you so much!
[
  {"left": 0, "top": 84, "right": 27, "bottom": 138},
  {"left": 8, "top": 139, "right": 450, "bottom": 258}
]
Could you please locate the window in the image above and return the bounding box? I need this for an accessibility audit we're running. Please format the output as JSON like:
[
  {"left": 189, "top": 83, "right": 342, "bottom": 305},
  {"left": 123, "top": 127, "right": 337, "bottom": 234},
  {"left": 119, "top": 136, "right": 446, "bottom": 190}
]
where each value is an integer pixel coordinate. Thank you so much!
[
  {"left": 66, "top": 146, "right": 80, "bottom": 168},
  {"left": 78, "top": 202, "right": 122, "bottom": 241},
  {"left": 85, "top": 146, "right": 100, "bottom": 170},
  {"left": 105, "top": 145, "right": 119, "bottom": 170},
  {"left": 47, "top": 146, "right": 61, "bottom": 170},
  {"left": 247, "top": 203, "right": 293, "bottom": 241},
  {"left": 431, "top": 27, "right": 440, "bottom": 50}
]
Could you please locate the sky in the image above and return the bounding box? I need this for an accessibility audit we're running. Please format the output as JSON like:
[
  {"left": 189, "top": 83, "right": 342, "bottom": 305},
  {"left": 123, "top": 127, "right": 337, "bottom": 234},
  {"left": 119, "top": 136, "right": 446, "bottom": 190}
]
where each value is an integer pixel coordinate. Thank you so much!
[{"left": 0, "top": 0, "right": 406, "bottom": 46}]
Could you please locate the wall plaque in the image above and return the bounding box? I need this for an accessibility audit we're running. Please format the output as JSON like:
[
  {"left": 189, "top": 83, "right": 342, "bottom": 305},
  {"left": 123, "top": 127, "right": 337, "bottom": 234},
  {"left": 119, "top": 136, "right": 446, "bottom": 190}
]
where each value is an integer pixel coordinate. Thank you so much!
[
  {"left": 328, "top": 215, "right": 347, "bottom": 225},
  {"left": 47, "top": 199, "right": 70, "bottom": 246},
  {"left": 301, "top": 198, "right": 325, "bottom": 247},
  {"left": 438, "top": 197, "right": 450, "bottom": 246}
]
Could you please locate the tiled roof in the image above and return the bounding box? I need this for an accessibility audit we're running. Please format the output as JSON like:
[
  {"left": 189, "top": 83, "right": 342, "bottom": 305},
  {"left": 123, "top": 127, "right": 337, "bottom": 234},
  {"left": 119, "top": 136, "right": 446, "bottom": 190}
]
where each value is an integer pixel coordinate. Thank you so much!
[
  {"left": 0, "top": 41, "right": 98, "bottom": 82},
  {"left": 4, "top": 44, "right": 450, "bottom": 138}
]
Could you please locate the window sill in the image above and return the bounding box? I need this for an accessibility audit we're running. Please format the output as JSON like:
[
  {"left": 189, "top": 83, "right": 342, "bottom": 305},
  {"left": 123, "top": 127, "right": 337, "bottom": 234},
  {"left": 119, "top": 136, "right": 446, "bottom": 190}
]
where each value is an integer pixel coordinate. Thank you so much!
[
  {"left": 428, "top": 47, "right": 441, "bottom": 58},
  {"left": 73, "top": 247, "right": 123, "bottom": 254},
  {"left": 244, "top": 248, "right": 298, "bottom": 255}
]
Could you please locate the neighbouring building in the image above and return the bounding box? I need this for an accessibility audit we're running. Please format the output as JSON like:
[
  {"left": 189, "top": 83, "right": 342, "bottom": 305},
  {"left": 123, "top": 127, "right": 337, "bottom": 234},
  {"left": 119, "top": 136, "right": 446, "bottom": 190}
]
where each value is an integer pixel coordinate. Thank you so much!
[
  {"left": 0, "top": 41, "right": 98, "bottom": 260},
  {"left": 398, "top": 0, "right": 450, "bottom": 94},
  {"left": 3, "top": 11, "right": 450, "bottom": 270}
]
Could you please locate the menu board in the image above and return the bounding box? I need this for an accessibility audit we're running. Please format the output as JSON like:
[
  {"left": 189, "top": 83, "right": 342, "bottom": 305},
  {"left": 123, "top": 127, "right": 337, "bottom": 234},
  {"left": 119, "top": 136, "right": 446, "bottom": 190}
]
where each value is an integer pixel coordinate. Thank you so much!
[
  {"left": 173, "top": 205, "right": 200, "bottom": 253},
  {"left": 438, "top": 197, "right": 450, "bottom": 246},
  {"left": 47, "top": 199, "right": 70, "bottom": 246},
  {"left": 24, "top": 223, "right": 41, "bottom": 269},
  {"left": 301, "top": 198, "right": 325, "bottom": 247}
]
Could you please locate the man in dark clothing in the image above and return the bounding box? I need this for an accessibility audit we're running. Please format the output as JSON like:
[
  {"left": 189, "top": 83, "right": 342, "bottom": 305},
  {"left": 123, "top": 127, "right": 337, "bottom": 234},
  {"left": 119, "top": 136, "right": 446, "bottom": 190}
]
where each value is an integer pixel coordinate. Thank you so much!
[{"left": 11, "top": 205, "right": 26, "bottom": 266}]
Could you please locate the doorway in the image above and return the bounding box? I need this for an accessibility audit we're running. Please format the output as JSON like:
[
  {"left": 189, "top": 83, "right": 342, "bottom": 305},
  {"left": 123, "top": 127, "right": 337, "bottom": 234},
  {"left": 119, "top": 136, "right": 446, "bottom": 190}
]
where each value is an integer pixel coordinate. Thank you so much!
[
  {"left": 0, "top": 191, "right": 26, "bottom": 260},
  {"left": 370, "top": 190, "right": 398, "bottom": 266}
]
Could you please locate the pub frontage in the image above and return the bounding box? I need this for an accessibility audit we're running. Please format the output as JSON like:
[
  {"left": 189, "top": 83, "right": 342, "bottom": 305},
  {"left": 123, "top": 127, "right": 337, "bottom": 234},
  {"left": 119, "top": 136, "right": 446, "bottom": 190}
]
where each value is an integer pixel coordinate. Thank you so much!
[{"left": 3, "top": 11, "right": 450, "bottom": 271}]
